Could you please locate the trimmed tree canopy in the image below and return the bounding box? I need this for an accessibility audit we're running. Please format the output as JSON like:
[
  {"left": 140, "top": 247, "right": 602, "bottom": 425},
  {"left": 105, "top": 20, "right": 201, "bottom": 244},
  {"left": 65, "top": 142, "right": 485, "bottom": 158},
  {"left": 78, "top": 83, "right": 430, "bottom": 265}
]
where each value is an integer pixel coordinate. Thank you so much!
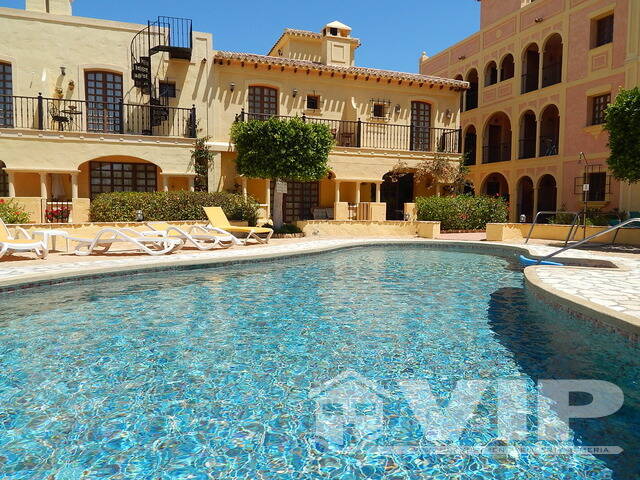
[
  {"left": 230, "top": 117, "right": 334, "bottom": 181},
  {"left": 605, "top": 87, "right": 640, "bottom": 183}
]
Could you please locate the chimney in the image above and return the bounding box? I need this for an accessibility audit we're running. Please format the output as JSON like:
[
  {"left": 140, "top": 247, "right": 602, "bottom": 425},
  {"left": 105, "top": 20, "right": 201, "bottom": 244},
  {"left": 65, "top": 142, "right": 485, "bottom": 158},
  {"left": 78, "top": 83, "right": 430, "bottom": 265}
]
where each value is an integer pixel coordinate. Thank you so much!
[
  {"left": 25, "top": 0, "right": 73, "bottom": 15},
  {"left": 321, "top": 21, "right": 355, "bottom": 67}
]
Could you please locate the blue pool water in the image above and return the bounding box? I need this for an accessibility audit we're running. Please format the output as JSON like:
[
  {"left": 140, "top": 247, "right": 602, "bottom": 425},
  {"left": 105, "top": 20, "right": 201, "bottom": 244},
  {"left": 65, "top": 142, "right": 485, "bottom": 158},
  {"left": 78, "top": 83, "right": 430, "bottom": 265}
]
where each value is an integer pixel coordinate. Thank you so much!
[{"left": 0, "top": 246, "right": 639, "bottom": 479}]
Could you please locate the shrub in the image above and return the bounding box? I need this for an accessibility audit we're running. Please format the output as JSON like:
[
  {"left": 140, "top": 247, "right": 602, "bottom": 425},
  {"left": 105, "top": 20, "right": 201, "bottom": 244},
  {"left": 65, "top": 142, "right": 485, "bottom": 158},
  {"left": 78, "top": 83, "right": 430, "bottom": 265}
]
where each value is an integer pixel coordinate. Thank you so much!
[
  {"left": 605, "top": 87, "right": 640, "bottom": 183},
  {"left": 89, "top": 191, "right": 260, "bottom": 225},
  {"left": 415, "top": 194, "right": 508, "bottom": 230},
  {"left": 0, "top": 198, "right": 31, "bottom": 224}
]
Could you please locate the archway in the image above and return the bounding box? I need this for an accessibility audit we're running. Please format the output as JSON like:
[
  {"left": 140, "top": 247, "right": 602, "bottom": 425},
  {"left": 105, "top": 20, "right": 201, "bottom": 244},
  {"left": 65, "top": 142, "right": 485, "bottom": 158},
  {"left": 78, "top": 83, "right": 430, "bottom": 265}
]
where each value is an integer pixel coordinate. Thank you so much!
[
  {"left": 485, "top": 61, "right": 498, "bottom": 87},
  {"left": 483, "top": 112, "right": 512, "bottom": 163},
  {"left": 481, "top": 172, "right": 509, "bottom": 202},
  {"left": 539, "top": 105, "right": 560, "bottom": 157},
  {"left": 542, "top": 34, "right": 563, "bottom": 87},
  {"left": 455, "top": 74, "right": 464, "bottom": 112},
  {"left": 381, "top": 172, "right": 414, "bottom": 220},
  {"left": 516, "top": 176, "right": 534, "bottom": 222},
  {"left": 465, "top": 69, "right": 478, "bottom": 111},
  {"left": 522, "top": 43, "right": 540, "bottom": 93},
  {"left": 500, "top": 54, "right": 515, "bottom": 81},
  {"left": 518, "top": 110, "right": 537, "bottom": 159},
  {"left": 463, "top": 125, "right": 477, "bottom": 166},
  {"left": 537, "top": 174, "right": 557, "bottom": 213}
]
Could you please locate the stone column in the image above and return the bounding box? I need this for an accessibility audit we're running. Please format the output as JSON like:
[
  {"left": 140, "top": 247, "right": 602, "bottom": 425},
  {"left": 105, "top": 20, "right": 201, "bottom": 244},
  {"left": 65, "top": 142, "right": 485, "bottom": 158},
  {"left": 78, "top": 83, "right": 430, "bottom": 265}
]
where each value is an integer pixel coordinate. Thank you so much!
[
  {"left": 71, "top": 173, "right": 79, "bottom": 199},
  {"left": 7, "top": 171, "right": 15, "bottom": 197},
  {"left": 39, "top": 172, "right": 48, "bottom": 199},
  {"left": 241, "top": 177, "right": 248, "bottom": 198},
  {"left": 334, "top": 180, "right": 341, "bottom": 203},
  {"left": 375, "top": 181, "right": 382, "bottom": 202},
  {"left": 354, "top": 182, "right": 361, "bottom": 204},
  {"left": 188, "top": 176, "right": 195, "bottom": 192},
  {"left": 162, "top": 175, "right": 169, "bottom": 192}
]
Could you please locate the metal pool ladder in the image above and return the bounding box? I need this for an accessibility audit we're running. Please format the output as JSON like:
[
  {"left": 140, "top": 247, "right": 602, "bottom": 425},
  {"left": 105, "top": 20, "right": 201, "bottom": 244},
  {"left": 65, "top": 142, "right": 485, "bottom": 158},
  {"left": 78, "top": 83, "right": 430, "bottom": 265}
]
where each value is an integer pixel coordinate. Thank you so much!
[
  {"left": 525, "top": 211, "right": 580, "bottom": 247},
  {"left": 533, "top": 217, "right": 640, "bottom": 265}
]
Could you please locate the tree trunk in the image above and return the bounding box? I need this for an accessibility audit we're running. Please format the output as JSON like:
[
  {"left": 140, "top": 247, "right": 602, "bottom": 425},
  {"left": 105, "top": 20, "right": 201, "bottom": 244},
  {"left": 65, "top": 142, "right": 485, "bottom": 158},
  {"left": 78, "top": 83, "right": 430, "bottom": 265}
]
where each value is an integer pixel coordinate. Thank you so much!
[{"left": 272, "top": 188, "right": 284, "bottom": 228}]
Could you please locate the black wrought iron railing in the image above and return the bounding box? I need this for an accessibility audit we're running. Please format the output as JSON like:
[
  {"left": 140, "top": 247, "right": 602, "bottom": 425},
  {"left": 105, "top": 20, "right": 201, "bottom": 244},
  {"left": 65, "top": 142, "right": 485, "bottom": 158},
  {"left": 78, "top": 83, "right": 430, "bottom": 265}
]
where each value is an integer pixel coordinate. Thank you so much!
[
  {"left": 521, "top": 72, "right": 539, "bottom": 94},
  {"left": 235, "top": 110, "right": 462, "bottom": 154},
  {"left": 539, "top": 136, "right": 559, "bottom": 157},
  {"left": 0, "top": 94, "right": 196, "bottom": 137},
  {"left": 519, "top": 138, "right": 536, "bottom": 159},
  {"left": 541, "top": 62, "right": 562, "bottom": 88},
  {"left": 482, "top": 143, "right": 512, "bottom": 163}
]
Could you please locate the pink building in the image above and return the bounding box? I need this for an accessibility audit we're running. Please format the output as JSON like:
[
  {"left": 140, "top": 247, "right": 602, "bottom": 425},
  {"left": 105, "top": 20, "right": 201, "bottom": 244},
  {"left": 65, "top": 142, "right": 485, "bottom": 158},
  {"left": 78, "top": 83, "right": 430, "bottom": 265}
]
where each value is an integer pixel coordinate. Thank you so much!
[{"left": 421, "top": 0, "right": 640, "bottom": 221}]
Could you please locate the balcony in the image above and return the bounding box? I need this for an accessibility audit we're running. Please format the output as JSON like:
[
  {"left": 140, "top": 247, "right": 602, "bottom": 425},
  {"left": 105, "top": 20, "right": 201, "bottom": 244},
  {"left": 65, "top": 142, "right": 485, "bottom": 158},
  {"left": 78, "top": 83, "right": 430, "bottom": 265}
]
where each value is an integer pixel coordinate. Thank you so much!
[
  {"left": 518, "top": 138, "right": 536, "bottom": 159},
  {"left": 482, "top": 143, "right": 511, "bottom": 164},
  {"left": 0, "top": 94, "right": 196, "bottom": 138},
  {"left": 235, "top": 111, "right": 462, "bottom": 154},
  {"left": 542, "top": 63, "right": 562, "bottom": 88}
]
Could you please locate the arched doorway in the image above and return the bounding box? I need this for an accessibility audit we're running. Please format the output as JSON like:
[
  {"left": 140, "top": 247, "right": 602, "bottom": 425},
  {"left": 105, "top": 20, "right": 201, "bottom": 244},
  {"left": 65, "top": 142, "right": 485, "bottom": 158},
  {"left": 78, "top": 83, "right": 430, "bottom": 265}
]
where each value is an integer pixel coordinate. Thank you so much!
[
  {"left": 484, "top": 61, "right": 498, "bottom": 87},
  {"left": 539, "top": 105, "right": 560, "bottom": 157},
  {"left": 463, "top": 125, "right": 477, "bottom": 166},
  {"left": 483, "top": 112, "right": 512, "bottom": 163},
  {"left": 521, "top": 43, "right": 540, "bottom": 93},
  {"left": 481, "top": 172, "right": 509, "bottom": 202},
  {"left": 518, "top": 110, "right": 537, "bottom": 159},
  {"left": 537, "top": 174, "right": 557, "bottom": 213},
  {"left": 500, "top": 54, "right": 515, "bottom": 81},
  {"left": 542, "top": 34, "right": 563, "bottom": 87},
  {"left": 381, "top": 172, "right": 414, "bottom": 220},
  {"left": 465, "top": 69, "right": 478, "bottom": 111},
  {"left": 516, "top": 176, "right": 534, "bottom": 221}
]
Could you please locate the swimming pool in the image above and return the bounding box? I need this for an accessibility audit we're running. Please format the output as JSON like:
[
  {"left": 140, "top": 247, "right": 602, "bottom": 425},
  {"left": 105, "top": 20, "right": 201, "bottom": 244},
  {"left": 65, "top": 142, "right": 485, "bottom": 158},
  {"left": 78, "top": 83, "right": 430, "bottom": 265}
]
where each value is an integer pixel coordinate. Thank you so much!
[{"left": 0, "top": 245, "right": 638, "bottom": 479}]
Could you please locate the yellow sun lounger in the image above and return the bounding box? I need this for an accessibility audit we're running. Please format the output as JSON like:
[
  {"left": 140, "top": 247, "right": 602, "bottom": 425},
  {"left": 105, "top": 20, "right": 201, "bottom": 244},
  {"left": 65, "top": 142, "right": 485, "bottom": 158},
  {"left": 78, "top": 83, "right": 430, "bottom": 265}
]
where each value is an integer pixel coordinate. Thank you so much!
[
  {"left": 0, "top": 218, "right": 48, "bottom": 259},
  {"left": 203, "top": 207, "right": 273, "bottom": 244},
  {"left": 144, "top": 222, "right": 237, "bottom": 250}
]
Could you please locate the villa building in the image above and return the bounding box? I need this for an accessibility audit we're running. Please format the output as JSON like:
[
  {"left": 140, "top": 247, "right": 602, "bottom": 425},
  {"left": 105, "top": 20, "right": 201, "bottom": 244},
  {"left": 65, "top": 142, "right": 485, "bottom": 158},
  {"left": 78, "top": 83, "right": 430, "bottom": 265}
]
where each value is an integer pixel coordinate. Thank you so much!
[
  {"left": 421, "top": 0, "right": 640, "bottom": 221},
  {"left": 0, "top": 1, "right": 466, "bottom": 223}
]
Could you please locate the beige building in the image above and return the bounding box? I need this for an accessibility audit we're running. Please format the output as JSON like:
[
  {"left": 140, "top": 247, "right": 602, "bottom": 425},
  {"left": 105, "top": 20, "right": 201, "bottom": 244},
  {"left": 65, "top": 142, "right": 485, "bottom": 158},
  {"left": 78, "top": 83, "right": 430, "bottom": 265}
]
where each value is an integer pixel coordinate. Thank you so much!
[
  {"left": 421, "top": 0, "right": 640, "bottom": 222},
  {"left": 0, "top": 1, "right": 466, "bottom": 223}
]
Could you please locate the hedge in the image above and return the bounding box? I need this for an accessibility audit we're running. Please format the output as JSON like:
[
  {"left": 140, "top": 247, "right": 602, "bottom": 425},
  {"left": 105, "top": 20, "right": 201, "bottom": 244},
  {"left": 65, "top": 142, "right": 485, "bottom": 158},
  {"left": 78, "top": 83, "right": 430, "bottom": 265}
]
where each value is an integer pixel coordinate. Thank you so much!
[
  {"left": 415, "top": 194, "right": 508, "bottom": 230},
  {"left": 89, "top": 191, "right": 260, "bottom": 225}
]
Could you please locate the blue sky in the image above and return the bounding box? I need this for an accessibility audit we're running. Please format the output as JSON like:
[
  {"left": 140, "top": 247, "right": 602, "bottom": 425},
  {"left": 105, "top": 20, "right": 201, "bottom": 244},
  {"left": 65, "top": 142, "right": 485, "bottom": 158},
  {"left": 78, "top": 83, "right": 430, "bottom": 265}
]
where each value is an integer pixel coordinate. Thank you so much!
[{"left": 0, "top": 0, "right": 480, "bottom": 73}]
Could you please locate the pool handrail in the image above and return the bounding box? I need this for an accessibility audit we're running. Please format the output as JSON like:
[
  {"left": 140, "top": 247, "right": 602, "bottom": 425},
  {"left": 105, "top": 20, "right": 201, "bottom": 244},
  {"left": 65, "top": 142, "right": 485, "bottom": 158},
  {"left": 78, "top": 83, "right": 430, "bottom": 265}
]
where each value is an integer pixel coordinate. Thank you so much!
[
  {"left": 535, "top": 217, "right": 640, "bottom": 264},
  {"left": 525, "top": 211, "right": 580, "bottom": 247}
]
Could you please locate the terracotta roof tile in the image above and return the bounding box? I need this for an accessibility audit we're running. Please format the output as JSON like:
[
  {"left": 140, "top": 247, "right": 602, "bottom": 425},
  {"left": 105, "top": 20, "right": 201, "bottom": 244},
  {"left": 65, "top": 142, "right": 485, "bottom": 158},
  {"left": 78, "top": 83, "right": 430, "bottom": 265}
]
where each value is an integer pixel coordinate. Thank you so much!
[{"left": 213, "top": 51, "right": 469, "bottom": 89}]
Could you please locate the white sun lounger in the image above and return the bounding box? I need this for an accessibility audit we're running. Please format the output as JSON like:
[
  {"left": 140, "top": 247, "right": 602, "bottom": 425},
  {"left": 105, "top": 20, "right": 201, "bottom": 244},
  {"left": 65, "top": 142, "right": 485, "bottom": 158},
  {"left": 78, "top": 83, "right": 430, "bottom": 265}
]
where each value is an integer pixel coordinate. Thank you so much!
[
  {"left": 0, "top": 218, "right": 48, "bottom": 259},
  {"left": 144, "top": 222, "right": 237, "bottom": 250},
  {"left": 65, "top": 227, "right": 184, "bottom": 256}
]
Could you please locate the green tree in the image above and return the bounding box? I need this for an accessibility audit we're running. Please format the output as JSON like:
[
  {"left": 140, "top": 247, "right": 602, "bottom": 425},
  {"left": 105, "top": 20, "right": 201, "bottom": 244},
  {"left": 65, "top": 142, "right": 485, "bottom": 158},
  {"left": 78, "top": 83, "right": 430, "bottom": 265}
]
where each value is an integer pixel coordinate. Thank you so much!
[
  {"left": 230, "top": 117, "right": 334, "bottom": 226},
  {"left": 605, "top": 87, "right": 640, "bottom": 182}
]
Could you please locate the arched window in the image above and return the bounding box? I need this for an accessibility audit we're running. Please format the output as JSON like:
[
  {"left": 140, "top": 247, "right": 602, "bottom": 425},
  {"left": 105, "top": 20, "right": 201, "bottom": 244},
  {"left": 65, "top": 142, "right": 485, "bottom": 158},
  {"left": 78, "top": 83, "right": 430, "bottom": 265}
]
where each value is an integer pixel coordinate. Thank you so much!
[
  {"left": 465, "top": 70, "right": 478, "bottom": 111},
  {"left": 248, "top": 86, "right": 278, "bottom": 119},
  {"left": 484, "top": 62, "right": 498, "bottom": 87},
  {"left": 518, "top": 110, "right": 537, "bottom": 159},
  {"left": 539, "top": 105, "right": 560, "bottom": 157},
  {"left": 500, "top": 54, "right": 515, "bottom": 81},
  {"left": 521, "top": 44, "right": 540, "bottom": 94},
  {"left": 542, "top": 34, "right": 563, "bottom": 88},
  {"left": 483, "top": 112, "right": 512, "bottom": 163},
  {"left": 0, "top": 62, "right": 13, "bottom": 128},
  {"left": 0, "top": 161, "right": 8, "bottom": 197}
]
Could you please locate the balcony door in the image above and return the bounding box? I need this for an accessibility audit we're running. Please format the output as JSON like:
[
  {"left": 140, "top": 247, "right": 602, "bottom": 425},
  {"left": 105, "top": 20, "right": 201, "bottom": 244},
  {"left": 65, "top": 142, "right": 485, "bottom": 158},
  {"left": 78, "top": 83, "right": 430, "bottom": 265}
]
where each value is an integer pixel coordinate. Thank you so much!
[
  {"left": 0, "top": 62, "right": 12, "bottom": 128},
  {"left": 85, "top": 71, "right": 123, "bottom": 133},
  {"left": 248, "top": 86, "right": 278, "bottom": 120},
  {"left": 410, "top": 101, "right": 431, "bottom": 151}
]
